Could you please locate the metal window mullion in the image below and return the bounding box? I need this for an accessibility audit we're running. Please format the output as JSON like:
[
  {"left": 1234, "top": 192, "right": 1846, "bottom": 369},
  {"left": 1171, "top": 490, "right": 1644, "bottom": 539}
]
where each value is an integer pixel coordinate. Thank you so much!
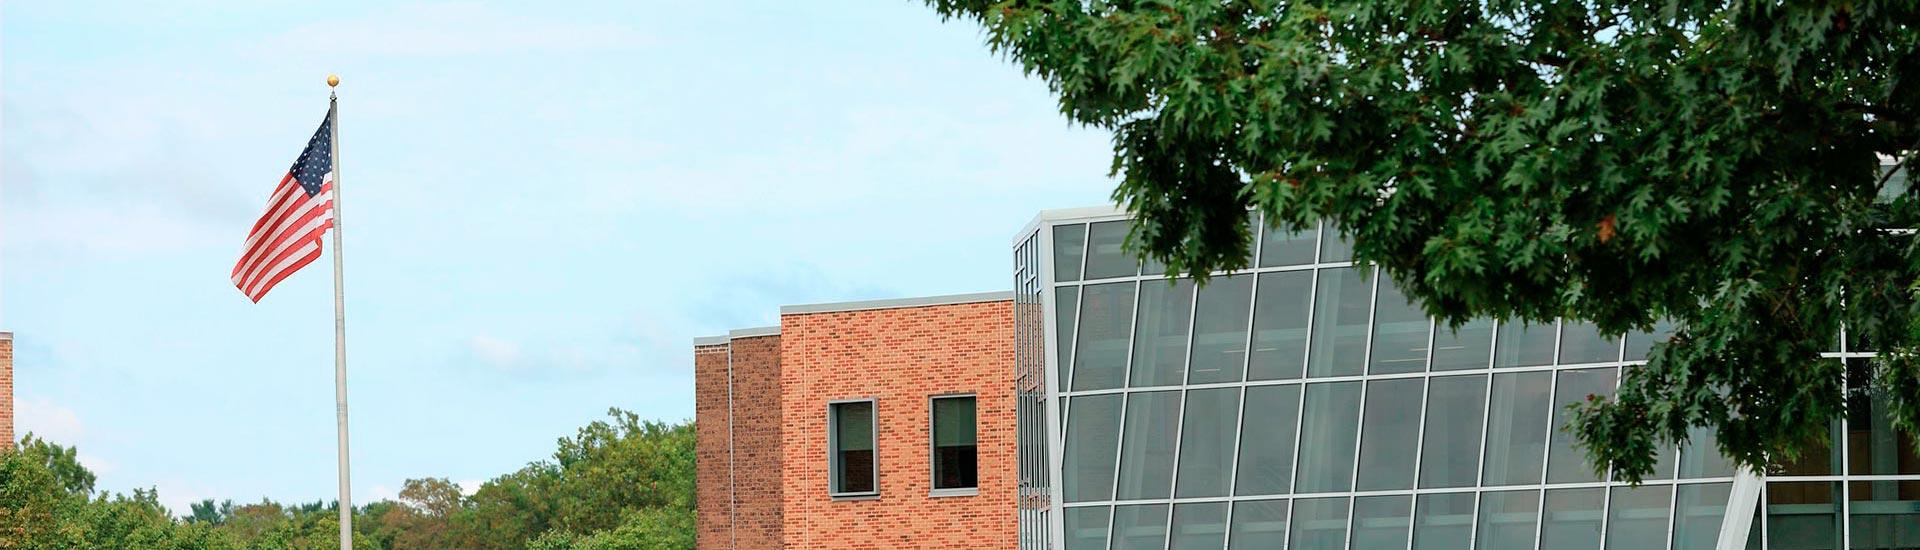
[
  {"left": 1341, "top": 266, "right": 1382, "bottom": 550},
  {"left": 1404, "top": 317, "right": 1439, "bottom": 550},
  {"left": 1597, "top": 470, "right": 1613, "bottom": 550},
  {"left": 1277, "top": 221, "right": 1324, "bottom": 549},
  {"left": 1530, "top": 358, "right": 1561, "bottom": 550},
  {"left": 1470, "top": 373, "right": 1495, "bottom": 549},
  {"left": 1662, "top": 482, "right": 1678, "bottom": 550},
  {"left": 1220, "top": 386, "right": 1251, "bottom": 550},
  {"left": 1161, "top": 280, "right": 1203, "bottom": 550},
  {"left": 1839, "top": 357, "right": 1851, "bottom": 550},
  {"left": 1216, "top": 257, "right": 1263, "bottom": 550},
  {"left": 1103, "top": 278, "right": 1144, "bottom": 550}
]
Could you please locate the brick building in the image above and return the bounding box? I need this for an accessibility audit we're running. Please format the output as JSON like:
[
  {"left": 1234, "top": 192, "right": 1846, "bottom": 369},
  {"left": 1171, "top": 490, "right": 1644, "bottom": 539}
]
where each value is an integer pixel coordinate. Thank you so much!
[
  {"left": 1, "top": 331, "right": 11, "bottom": 450},
  {"left": 694, "top": 292, "right": 1016, "bottom": 549}
]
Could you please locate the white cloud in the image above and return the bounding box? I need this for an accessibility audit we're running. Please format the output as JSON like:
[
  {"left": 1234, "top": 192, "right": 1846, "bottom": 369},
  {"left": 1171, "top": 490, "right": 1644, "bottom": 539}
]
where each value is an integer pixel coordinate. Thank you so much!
[
  {"left": 469, "top": 335, "right": 521, "bottom": 366},
  {"left": 78, "top": 453, "right": 117, "bottom": 476},
  {"left": 368, "top": 484, "right": 397, "bottom": 503},
  {"left": 16, "top": 397, "right": 86, "bottom": 445}
]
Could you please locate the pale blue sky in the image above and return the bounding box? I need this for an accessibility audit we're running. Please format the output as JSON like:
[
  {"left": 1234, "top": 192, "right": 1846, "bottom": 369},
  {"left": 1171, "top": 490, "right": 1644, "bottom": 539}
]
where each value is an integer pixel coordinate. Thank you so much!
[{"left": 1, "top": 1, "right": 1112, "bottom": 511}]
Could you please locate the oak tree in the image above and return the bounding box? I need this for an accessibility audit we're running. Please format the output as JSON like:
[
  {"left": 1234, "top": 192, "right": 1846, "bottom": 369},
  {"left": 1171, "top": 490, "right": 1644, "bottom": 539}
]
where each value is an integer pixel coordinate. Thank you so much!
[{"left": 928, "top": 0, "right": 1920, "bottom": 481}]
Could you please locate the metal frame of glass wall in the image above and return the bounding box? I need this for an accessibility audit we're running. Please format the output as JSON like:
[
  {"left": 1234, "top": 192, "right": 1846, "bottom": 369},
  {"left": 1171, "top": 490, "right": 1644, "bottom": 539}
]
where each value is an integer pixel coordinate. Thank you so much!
[{"left": 1014, "top": 207, "right": 1920, "bottom": 550}]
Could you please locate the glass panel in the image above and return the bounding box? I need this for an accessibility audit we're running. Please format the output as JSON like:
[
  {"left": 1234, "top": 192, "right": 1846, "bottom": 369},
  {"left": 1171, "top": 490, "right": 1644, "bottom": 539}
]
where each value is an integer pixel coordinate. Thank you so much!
[
  {"left": 1249, "top": 271, "right": 1313, "bottom": 381},
  {"left": 1605, "top": 484, "right": 1671, "bottom": 550},
  {"left": 1130, "top": 279, "right": 1195, "bottom": 388},
  {"left": 1072, "top": 282, "right": 1135, "bottom": 391},
  {"left": 1295, "top": 382, "right": 1362, "bottom": 493},
  {"left": 1085, "top": 220, "right": 1138, "bottom": 279},
  {"left": 1766, "top": 481, "right": 1842, "bottom": 550},
  {"left": 1176, "top": 388, "right": 1240, "bottom": 498},
  {"left": 1558, "top": 321, "right": 1620, "bottom": 364},
  {"left": 1063, "top": 506, "right": 1111, "bottom": 550},
  {"left": 1494, "top": 319, "right": 1555, "bottom": 368},
  {"left": 831, "top": 401, "right": 875, "bottom": 494},
  {"left": 1063, "top": 395, "right": 1123, "bottom": 502},
  {"left": 1420, "top": 374, "right": 1488, "bottom": 488},
  {"left": 1229, "top": 499, "right": 1290, "bottom": 550},
  {"left": 1307, "top": 267, "right": 1371, "bottom": 377},
  {"left": 1412, "top": 492, "right": 1475, "bottom": 550},
  {"left": 1055, "top": 286, "right": 1080, "bottom": 390},
  {"left": 1541, "top": 487, "right": 1604, "bottom": 550},
  {"left": 1169, "top": 502, "right": 1228, "bottom": 550},
  {"left": 1319, "top": 226, "right": 1353, "bottom": 262},
  {"left": 1352, "top": 495, "right": 1412, "bottom": 550},
  {"left": 1849, "top": 480, "right": 1920, "bottom": 549},
  {"left": 1673, "top": 483, "right": 1732, "bottom": 550},
  {"left": 1774, "top": 416, "right": 1842, "bottom": 477},
  {"left": 1623, "top": 319, "right": 1675, "bottom": 362},
  {"left": 1483, "top": 371, "right": 1554, "bottom": 486},
  {"left": 1235, "top": 385, "right": 1301, "bottom": 496},
  {"left": 1053, "top": 223, "right": 1087, "bottom": 282},
  {"left": 1473, "top": 490, "right": 1540, "bottom": 550},
  {"left": 1111, "top": 503, "right": 1170, "bottom": 550},
  {"left": 1190, "top": 274, "right": 1254, "bottom": 384},
  {"left": 1370, "top": 275, "right": 1431, "bottom": 374},
  {"left": 1356, "top": 378, "right": 1424, "bottom": 490},
  {"left": 1679, "top": 425, "right": 1736, "bottom": 478},
  {"left": 1115, "top": 391, "right": 1182, "bottom": 500},
  {"left": 932, "top": 396, "right": 977, "bottom": 489},
  {"left": 1547, "top": 368, "right": 1617, "bottom": 483},
  {"left": 1848, "top": 358, "right": 1920, "bottom": 475},
  {"left": 1260, "top": 219, "right": 1318, "bottom": 267},
  {"left": 1432, "top": 318, "right": 1495, "bottom": 371},
  {"left": 1289, "top": 497, "right": 1349, "bottom": 550}
]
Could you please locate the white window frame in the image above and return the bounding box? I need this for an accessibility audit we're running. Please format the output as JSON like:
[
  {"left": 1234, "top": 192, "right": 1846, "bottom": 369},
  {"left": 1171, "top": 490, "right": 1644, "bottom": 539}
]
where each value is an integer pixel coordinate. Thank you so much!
[
  {"left": 930, "top": 393, "right": 981, "bottom": 497},
  {"left": 828, "top": 398, "right": 880, "bottom": 499}
]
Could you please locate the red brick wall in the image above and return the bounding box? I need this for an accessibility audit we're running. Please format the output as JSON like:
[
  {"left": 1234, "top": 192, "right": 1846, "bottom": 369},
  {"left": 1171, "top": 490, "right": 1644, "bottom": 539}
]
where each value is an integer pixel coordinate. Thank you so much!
[
  {"left": 695, "top": 334, "right": 785, "bottom": 550},
  {"left": 729, "top": 335, "right": 784, "bottom": 549},
  {"left": 693, "top": 343, "right": 731, "bottom": 550},
  {"left": 778, "top": 301, "right": 1015, "bottom": 549},
  {"left": 1, "top": 333, "right": 12, "bottom": 450}
]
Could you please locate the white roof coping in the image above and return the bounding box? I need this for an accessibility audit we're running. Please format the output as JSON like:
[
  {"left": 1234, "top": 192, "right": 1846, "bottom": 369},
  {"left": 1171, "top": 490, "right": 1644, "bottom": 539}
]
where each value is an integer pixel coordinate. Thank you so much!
[
  {"left": 727, "top": 326, "right": 781, "bottom": 339},
  {"left": 780, "top": 291, "right": 1014, "bottom": 315},
  {"left": 692, "top": 335, "right": 730, "bottom": 347}
]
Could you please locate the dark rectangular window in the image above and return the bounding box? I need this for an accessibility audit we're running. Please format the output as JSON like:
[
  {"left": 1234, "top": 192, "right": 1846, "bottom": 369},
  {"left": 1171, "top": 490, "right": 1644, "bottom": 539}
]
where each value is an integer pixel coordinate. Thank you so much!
[
  {"left": 932, "top": 395, "right": 977, "bottom": 491},
  {"left": 830, "top": 400, "right": 877, "bottom": 496}
]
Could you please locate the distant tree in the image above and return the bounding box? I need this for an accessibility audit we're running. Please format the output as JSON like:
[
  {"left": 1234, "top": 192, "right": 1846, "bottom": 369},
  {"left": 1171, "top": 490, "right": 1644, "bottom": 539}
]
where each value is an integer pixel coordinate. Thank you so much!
[{"left": 926, "top": 0, "right": 1920, "bottom": 481}]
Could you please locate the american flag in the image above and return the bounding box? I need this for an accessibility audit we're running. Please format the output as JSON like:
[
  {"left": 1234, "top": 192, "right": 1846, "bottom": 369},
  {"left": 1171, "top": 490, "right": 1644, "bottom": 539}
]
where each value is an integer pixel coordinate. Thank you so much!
[{"left": 232, "top": 109, "right": 334, "bottom": 302}]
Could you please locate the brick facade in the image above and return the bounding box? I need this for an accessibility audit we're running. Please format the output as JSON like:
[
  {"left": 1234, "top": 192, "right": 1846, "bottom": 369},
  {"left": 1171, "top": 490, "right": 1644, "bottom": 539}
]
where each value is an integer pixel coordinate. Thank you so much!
[
  {"left": 694, "top": 331, "right": 785, "bottom": 550},
  {"left": 778, "top": 300, "right": 1015, "bottom": 549},
  {"left": 692, "top": 296, "right": 1014, "bottom": 549},
  {"left": 694, "top": 342, "right": 732, "bottom": 550},
  {"left": 1, "top": 332, "right": 11, "bottom": 450}
]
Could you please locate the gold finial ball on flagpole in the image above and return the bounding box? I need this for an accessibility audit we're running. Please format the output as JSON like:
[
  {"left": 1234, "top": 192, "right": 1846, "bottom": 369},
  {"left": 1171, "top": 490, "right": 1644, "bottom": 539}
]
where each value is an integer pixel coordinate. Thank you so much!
[{"left": 327, "top": 74, "right": 340, "bottom": 87}]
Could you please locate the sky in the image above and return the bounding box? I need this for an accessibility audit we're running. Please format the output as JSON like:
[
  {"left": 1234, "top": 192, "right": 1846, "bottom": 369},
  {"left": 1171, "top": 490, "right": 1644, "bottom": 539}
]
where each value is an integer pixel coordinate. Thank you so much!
[{"left": 0, "top": 1, "right": 1114, "bottom": 512}]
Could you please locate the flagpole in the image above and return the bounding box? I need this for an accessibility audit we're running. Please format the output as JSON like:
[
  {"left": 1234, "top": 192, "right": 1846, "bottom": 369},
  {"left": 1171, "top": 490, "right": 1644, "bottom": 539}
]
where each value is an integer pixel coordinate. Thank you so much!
[{"left": 326, "top": 73, "right": 354, "bottom": 549}]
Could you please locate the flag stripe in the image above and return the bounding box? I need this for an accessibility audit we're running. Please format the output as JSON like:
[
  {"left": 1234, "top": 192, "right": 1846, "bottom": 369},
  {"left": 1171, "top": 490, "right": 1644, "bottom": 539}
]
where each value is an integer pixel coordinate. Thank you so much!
[
  {"left": 246, "top": 242, "right": 324, "bottom": 303},
  {"left": 232, "top": 178, "right": 304, "bottom": 277},
  {"left": 241, "top": 217, "right": 332, "bottom": 295},
  {"left": 234, "top": 184, "right": 333, "bottom": 287},
  {"left": 233, "top": 177, "right": 330, "bottom": 280}
]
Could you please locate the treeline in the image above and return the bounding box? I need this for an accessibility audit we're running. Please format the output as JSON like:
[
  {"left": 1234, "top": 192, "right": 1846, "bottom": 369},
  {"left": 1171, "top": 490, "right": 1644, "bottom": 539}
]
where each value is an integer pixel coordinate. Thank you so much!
[{"left": 0, "top": 409, "right": 694, "bottom": 549}]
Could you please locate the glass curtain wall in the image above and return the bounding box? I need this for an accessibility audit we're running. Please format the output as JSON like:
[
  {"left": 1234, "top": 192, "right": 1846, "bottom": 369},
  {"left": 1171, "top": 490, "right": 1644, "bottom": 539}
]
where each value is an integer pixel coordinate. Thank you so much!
[{"left": 1022, "top": 212, "right": 1920, "bottom": 550}]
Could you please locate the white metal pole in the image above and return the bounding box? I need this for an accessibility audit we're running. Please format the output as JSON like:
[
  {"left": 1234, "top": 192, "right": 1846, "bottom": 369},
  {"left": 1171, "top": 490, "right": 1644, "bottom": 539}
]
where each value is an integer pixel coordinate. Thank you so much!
[{"left": 327, "top": 76, "right": 354, "bottom": 549}]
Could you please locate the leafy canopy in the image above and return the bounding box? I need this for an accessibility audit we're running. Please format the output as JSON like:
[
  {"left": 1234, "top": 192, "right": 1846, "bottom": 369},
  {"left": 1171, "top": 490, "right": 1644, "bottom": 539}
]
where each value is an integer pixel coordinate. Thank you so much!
[{"left": 927, "top": 0, "right": 1920, "bottom": 481}]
